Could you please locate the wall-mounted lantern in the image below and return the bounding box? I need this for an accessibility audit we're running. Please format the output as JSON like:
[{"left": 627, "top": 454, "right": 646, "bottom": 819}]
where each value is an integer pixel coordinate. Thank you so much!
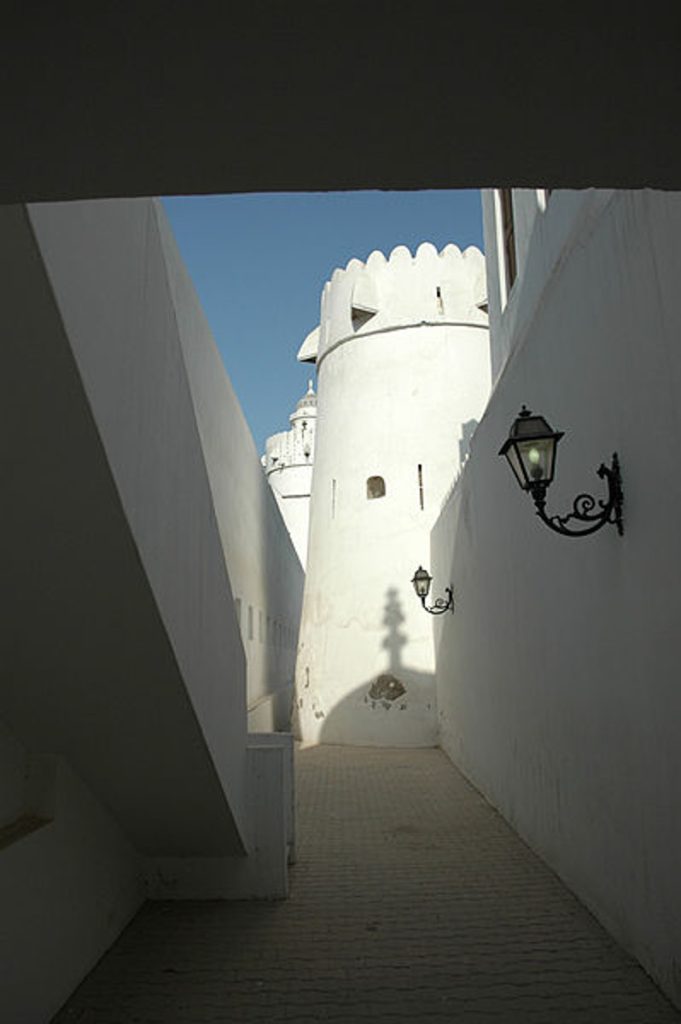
[
  {"left": 411, "top": 566, "right": 454, "bottom": 615},
  {"left": 499, "top": 406, "right": 624, "bottom": 537}
]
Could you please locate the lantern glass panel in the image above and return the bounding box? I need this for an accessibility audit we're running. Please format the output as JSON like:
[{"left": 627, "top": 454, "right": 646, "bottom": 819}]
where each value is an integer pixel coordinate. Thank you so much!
[
  {"left": 412, "top": 568, "right": 432, "bottom": 598},
  {"left": 504, "top": 442, "right": 529, "bottom": 489},
  {"left": 516, "top": 436, "right": 556, "bottom": 486}
]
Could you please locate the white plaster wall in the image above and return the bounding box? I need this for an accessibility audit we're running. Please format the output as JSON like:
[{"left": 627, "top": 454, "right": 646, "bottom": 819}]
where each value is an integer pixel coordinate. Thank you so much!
[
  {"left": 297, "top": 244, "right": 490, "bottom": 745},
  {"left": 1, "top": 198, "right": 253, "bottom": 1019},
  {"left": 481, "top": 190, "right": 505, "bottom": 376},
  {"left": 483, "top": 188, "right": 615, "bottom": 384},
  {"left": 511, "top": 188, "right": 544, "bottom": 279},
  {"left": 28, "top": 200, "right": 302, "bottom": 737},
  {"left": 146, "top": 740, "right": 290, "bottom": 900},
  {"left": 0, "top": 720, "right": 57, "bottom": 833},
  {"left": 432, "top": 189, "right": 681, "bottom": 1008},
  {"left": 264, "top": 384, "right": 317, "bottom": 569},
  {"left": 0, "top": 719, "right": 26, "bottom": 828},
  {"left": 483, "top": 189, "right": 543, "bottom": 381},
  {"left": 1, "top": 199, "right": 297, "bottom": 1017},
  {"left": 25, "top": 199, "right": 251, "bottom": 843},
  {"left": 154, "top": 205, "right": 304, "bottom": 727},
  {"left": 0, "top": 732, "right": 143, "bottom": 1024},
  {"left": 266, "top": 462, "right": 314, "bottom": 568}
]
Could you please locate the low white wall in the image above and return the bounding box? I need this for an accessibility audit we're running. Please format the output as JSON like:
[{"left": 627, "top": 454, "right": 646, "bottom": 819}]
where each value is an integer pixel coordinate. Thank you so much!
[
  {"left": 147, "top": 738, "right": 291, "bottom": 900},
  {"left": 432, "top": 190, "right": 681, "bottom": 1007},
  {"left": 0, "top": 726, "right": 143, "bottom": 1024}
]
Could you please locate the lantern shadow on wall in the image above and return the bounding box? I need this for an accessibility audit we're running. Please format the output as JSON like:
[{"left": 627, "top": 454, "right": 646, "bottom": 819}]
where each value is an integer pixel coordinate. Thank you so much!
[{"left": 318, "top": 586, "right": 437, "bottom": 746}]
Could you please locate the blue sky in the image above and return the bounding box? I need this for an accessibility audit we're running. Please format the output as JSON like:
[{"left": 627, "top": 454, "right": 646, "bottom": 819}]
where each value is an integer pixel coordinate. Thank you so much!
[{"left": 162, "top": 191, "right": 484, "bottom": 452}]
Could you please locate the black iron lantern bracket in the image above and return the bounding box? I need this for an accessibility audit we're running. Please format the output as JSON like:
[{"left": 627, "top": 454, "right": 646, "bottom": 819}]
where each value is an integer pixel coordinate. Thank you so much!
[
  {"left": 410, "top": 567, "right": 455, "bottom": 614},
  {"left": 529, "top": 453, "right": 624, "bottom": 537},
  {"left": 500, "top": 406, "right": 624, "bottom": 539},
  {"left": 419, "top": 586, "right": 455, "bottom": 615}
]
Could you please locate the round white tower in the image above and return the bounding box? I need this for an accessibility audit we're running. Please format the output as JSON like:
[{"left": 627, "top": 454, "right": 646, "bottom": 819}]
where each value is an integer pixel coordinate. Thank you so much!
[
  {"left": 263, "top": 381, "right": 317, "bottom": 568},
  {"left": 295, "top": 241, "right": 490, "bottom": 746}
]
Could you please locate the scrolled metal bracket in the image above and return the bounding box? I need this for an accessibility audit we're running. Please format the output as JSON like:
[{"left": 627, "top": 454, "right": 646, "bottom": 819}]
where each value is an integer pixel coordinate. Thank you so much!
[
  {"left": 530, "top": 453, "right": 624, "bottom": 537},
  {"left": 420, "top": 587, "right": 455, "bottom": 615}
]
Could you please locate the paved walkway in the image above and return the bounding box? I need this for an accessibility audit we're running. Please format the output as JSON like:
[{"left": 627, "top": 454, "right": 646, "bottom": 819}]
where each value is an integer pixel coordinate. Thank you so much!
[{"left": 55, "top": 746, "right": 680, "bottom": 1022}]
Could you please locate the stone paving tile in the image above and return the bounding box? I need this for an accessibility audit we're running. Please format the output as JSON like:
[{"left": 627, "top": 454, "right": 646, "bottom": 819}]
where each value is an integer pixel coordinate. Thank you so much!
[{"left": 54, "top": 745, "right": 680, "bottom": 1023}]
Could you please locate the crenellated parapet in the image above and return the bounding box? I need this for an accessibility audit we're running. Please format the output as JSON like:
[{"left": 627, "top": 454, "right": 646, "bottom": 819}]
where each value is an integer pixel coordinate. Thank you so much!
[{"left": 298, "top": 242, "right": 487, "bottom": 365}]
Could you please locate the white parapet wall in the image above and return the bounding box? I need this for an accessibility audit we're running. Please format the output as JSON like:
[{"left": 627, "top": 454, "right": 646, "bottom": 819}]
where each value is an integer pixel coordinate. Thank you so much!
[
  {"left": 146, "top": 736, "right": 292, "bottom": 901},
  {"left": 296, "top": 242, "right": 491, "bottom": 746},
  {"left": 432, "top": 189, "right": 681, "bottom": 1009},
  {"left": 0, "top": 722, "right": 143, "bottom": 1024}
]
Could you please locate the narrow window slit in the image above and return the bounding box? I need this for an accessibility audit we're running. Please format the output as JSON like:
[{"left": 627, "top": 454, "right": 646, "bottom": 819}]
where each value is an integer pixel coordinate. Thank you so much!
[{"left": 499, "top": 188, "right": 517, "bottom": 291}]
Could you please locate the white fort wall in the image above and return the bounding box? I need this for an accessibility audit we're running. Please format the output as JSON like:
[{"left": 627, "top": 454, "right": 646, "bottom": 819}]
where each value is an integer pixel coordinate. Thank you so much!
[
  {"left": 431, "top": 190, "right": 681, "bottom": 1008},
  {"left": 265, "top": 460, "right": 313, "bottom": 568},
  {"left": 296, "top": 243, "right": 490, "bottom": 746},
  {"left": 264, "top": 383, "right": 317, "bottom": 569}
]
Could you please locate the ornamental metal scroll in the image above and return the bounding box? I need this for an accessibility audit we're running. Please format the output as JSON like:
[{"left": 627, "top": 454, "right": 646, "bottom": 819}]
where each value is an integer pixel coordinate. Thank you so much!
[{"left": 529, "top": 453, "right": 624, "bottom": 538}]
